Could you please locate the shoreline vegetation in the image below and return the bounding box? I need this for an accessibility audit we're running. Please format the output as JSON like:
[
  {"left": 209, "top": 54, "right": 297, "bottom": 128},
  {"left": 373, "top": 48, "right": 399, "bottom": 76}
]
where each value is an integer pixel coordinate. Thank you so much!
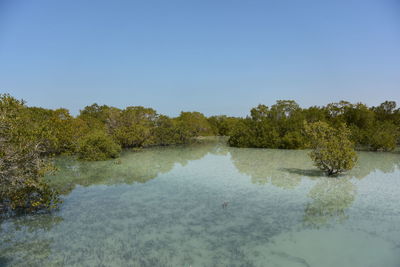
[{"left": 1, "top": 94, "right": 399, "bottom": 216}]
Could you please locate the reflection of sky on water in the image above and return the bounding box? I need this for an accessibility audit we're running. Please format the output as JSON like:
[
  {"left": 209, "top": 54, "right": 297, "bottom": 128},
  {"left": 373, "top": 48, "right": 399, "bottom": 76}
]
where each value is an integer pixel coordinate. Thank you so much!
[{"left": 1, "top": 138, "right": 399, "bottom": 266}]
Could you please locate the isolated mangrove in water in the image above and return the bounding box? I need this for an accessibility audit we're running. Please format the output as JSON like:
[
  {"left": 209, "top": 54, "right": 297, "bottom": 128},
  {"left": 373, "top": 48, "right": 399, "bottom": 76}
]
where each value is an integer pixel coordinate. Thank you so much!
[{"left": 304, "top": 121, "right": 358, "bottom": 175}]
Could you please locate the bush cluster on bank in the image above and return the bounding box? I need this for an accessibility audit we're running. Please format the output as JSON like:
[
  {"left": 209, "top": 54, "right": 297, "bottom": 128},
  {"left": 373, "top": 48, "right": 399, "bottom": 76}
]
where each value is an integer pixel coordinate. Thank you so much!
[
  {"left": 227, "top": 100, "right": 400, "bottom": 151},
  {"left": 77, "top": 131, "right": 121, "bottom": 161},
  {"left": 0, "top": 94, "right": 215, "bottom": 215}
]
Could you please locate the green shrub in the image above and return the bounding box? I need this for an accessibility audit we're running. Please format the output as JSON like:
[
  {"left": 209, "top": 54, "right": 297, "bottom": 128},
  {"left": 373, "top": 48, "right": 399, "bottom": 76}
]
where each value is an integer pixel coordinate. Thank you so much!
[
  {"left": 363, "top": 122, "right": 398, "bottom": 151},
  {"left": 77, "top": 131, "right": 121, "bottom": 161},
  {"left": 304, "top": 121, "right": 358, "bottom": 176},
  {"left": 280, "top": 130, "right": 306, "bottom": 149},
  {"left": 0, "top": 94, "right": 60, "bottom": 215},
  {"left": 152, "top": 115, "right": 193, "bottom": 145},
  {"left": 228, "top": 119, "right": 257, "bottom": 147},
  {"left": 176, "top": 112, "right": 214, "bottom": 136},
  {"left": 110, "top": 106, "right": 157, "bottom": 148}
]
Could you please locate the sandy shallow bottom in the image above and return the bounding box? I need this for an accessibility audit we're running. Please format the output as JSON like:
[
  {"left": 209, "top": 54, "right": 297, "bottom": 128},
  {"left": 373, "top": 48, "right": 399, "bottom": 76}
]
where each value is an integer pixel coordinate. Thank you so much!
[{"left": 1, "top": 140, "right": 400, "bottom": 266}]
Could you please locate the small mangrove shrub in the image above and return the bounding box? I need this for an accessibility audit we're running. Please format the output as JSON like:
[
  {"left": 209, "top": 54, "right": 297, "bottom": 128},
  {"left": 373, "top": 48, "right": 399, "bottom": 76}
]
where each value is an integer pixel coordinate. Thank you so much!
[
  {"left": 77, "top": 131, "right": 121, "bottom": 161},
  {"left": 304, "top": 121, "right": 358, "bottom": 176}
]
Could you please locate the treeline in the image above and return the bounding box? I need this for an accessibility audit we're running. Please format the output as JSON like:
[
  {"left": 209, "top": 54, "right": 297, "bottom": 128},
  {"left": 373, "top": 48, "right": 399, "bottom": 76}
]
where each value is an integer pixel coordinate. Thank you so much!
[
  {"left": 1, "top": 94, "right": 218, "bottom": 161},
  {"left": 227, "top": 100, "right": 400, "bottom": 151},
  {"left": 74, "top": 104, "right": 217, "bottom": 160},
  {"left": 0, "top": 94, "right": 215, "bottom": 215},
  {"left": 1, "top": 95, "right": 399, "bottom": 162}
]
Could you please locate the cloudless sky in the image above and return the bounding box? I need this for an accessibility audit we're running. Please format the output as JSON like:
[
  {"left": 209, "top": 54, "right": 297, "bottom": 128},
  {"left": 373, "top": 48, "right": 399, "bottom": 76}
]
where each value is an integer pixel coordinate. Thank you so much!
[{"left": 0, "top": 0, "right": 399, "bottom": 116}]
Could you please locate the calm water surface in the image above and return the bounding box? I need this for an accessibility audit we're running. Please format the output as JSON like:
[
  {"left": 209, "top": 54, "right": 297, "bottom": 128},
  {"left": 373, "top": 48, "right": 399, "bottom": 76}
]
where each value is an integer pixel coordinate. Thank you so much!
[{"left": 1, "top": 138, "right": 400, "bottom": 267}]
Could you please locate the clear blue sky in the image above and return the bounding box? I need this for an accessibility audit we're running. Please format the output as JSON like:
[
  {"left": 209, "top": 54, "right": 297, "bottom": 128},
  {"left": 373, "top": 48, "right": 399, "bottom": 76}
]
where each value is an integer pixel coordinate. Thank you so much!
[{"left": 0, "top": 0, "right": 399, "bottom": 117}]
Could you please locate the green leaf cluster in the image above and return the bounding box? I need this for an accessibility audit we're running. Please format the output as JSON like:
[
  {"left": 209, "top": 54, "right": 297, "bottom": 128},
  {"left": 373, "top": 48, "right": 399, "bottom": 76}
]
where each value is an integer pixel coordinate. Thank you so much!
[
  {"left": 304, "top": 121, "right": 358, "bottom": 175},
  {"left": 1, "top": 94, "right": 60, "bottom": 216},
  {"left": 77, "top": 131, "right": 121, "bottom": 161},
  {"left": 228, "top": 101, "right": 307, "bottom": 149}
]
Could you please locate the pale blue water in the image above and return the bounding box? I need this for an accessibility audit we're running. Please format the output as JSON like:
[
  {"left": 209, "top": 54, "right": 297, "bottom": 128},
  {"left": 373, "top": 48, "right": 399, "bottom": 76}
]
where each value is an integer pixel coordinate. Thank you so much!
[{"left": 1, "top": 138, "right": 400, "bottom": 266}]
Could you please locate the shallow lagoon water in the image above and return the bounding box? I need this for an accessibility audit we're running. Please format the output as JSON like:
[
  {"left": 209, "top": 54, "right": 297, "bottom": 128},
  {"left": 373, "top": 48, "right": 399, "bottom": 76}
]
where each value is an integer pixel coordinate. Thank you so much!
[{"left": 1, "top": 138, "right": 400, "bottom": 267}]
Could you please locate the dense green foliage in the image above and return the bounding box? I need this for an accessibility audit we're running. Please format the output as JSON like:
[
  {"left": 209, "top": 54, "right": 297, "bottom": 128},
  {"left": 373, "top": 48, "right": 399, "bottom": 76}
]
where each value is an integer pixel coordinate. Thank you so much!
[
  {"left": 0, "top": 94, "right": 218, "bottom": 161},
  {"left": 229, "top": 101, "right": 309, "bottom": 149},
  {"left": 77, "top": 105, "right": 214, "bottom": 149},
  {"left": 228, "top": 100, "right": 400, "bottom": 151},
  {"left": 208, "top": 115, "right": 241, "bottom": 136},
  {"left": 77, "top": 131, "right": 121, "bottom": 161},
  {"left": 304, "top": 121, "right": 358, "bottom": 175},
  {"left": 0, "top": 95, "right": 60, "bottom": 216}
]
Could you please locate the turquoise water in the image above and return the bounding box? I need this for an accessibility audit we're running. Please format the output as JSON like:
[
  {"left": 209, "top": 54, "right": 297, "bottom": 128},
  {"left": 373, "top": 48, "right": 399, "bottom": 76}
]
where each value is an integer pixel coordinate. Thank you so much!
[{"left": 1, "top": 138, "right": 400, "bottom": 266}]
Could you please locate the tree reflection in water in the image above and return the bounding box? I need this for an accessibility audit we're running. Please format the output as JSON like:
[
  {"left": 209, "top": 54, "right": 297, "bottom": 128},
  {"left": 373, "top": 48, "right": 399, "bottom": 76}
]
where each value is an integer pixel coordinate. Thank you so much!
[
  {"left": 229, "top": 148, "right": 313, "bottom": 188},
  {"left": 48, "top": 139, "right": 400, "bottom": 228},
  {"left": 303, "top": 178, "right": 356, "bottom": 227},
  {"left": 229, "top": 145, "right": 400, "bottom": 226},
  {"left": 48, "top": 137, "right": 228, "bottom": 194}
]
